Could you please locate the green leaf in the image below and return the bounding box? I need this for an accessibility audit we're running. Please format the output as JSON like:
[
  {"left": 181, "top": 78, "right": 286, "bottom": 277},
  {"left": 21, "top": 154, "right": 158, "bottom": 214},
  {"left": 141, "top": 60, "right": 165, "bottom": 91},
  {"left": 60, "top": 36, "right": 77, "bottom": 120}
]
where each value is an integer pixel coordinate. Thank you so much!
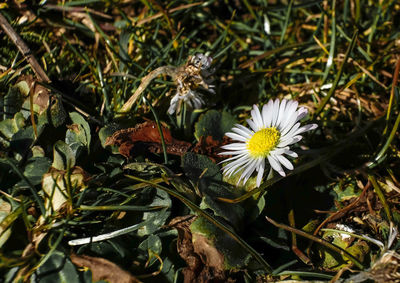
[
  {"left": 0, "top": 112, "right": 25, "bottom": 140},
  {"left": 138, "top": 189, "right": 171, "bottom": 236},
  {"left": 52, "top": 141, "right": 75, "bottom": 170},
  {"left": 16, "top": 157, "right": 51, "bottom": 188},
  {"left": 38, "top": 97, "right": 66, "bottom": 128},
  {"left": 318, "top": 230, "right": 370, "bottom": 271},
  {"left": 182, "top": 153, "right": 244, "bottom": 226},
  {"left": 194, "top": 110, "right": 236, "bottom": 141},
  {"left": 10, "top": 125, "right": 44, "bottom": 158},
  {"left": 333, "top": 178, "right": 361, "bottom": 202},
  {"left": 124, "top": 162, "right": 163, "bottom": 178},
  {"left": 139, "top": 234, "right": 162, "bottom": 254},
  {"left": 138, "top": 234, "right": 162, "bottom": 267},
  {"left": 32, "top": 251, "right": 79, "bottom": 283},
  {"left": 66, "top": 112, "right": 91, "bottom": 153},
  {"left": 182, "top": 152, "right": 222, "bottom": 183},
  {"left": 98, "top": 124, "right": 119, "bottom": 152},
  {"left": 2, "top": 82, "right": 27, "bottom": 119}
]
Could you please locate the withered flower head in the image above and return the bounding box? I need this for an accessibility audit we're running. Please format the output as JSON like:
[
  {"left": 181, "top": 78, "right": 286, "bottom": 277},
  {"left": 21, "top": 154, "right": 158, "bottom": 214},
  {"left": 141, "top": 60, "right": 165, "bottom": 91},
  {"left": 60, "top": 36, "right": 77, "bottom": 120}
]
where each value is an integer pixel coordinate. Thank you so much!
[{"left": 168, "top": 53, "right": 215, "bottom": 115}]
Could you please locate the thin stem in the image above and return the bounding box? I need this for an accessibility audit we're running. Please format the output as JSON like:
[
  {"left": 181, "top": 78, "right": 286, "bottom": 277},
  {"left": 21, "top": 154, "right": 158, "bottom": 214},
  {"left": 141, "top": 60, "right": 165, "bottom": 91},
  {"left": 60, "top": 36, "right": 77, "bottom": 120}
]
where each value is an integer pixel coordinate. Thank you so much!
[
  {"left": 143, "top": 96, "right": 169, "bottom": 164},
  {"left": 266, "top": 216, "right": 365, "bottom": 270},
  {"left": 314, "top": 29, "right": 358, "bottom": 117},
  {"left": 367, "top": 111, "right": 400, "bottom": 168},
  {"left": 118, "top": 66, "right": 177, "bottom": 115},
  {"left": 0, "top": 12, "right": 50, "bottom": 83},
  {"left": 368, "top": 175, "right": 393, "bottom": 223}
]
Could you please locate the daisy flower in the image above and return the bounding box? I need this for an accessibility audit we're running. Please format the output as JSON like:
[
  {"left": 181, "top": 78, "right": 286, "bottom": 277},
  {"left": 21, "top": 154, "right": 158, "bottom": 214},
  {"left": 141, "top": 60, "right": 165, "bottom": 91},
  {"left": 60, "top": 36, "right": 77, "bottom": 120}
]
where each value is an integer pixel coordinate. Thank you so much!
[{"left": 220, "top": 99, "right": 317, "bottom": 187}]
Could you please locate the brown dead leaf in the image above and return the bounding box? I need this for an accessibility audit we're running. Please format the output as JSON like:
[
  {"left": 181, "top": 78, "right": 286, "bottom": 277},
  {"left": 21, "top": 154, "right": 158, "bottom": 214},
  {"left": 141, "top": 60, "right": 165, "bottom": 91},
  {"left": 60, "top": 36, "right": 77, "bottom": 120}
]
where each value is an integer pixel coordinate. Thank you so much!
[
  {"left": 193, "top": 136, "right": 231, "bottom": 162},
  {"left": 169, "top": 216, "right": 229, "bottom": 283},
  {"left": 70, "top": 254, "right": 141, "bottom": 283},
  {"left": 105, "top": 121, "right": 191, "bottom": 158}
]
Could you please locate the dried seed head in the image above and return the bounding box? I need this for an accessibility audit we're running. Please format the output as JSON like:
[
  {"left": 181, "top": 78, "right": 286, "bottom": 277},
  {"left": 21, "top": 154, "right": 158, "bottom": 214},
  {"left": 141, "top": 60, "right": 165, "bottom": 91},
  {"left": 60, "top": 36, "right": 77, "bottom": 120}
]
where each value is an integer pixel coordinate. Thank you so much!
[{"left": 168, "top": 54, "right": 215, "bottom": 115}]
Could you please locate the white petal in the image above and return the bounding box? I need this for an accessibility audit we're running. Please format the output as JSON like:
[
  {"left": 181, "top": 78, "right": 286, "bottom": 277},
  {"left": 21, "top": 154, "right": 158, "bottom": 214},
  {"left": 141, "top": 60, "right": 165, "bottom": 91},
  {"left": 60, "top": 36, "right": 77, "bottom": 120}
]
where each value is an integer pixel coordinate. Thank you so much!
[
  {"left": 268, "top": 155, "right": 285, "bottom": 176},
  {"left": 271, "top": 99, "right": 280, "bottom": 126},
  {"left": 286, "top": 100, "right": 299, "bottom": 118},
  {"left": 278, "top": 135, "right": 302, "bottom": 147},
  {"left": 293, "top": 123, "right": 318, "bottom": 136},
  {"left": 225, "top": 159, "right": 247, "bottom": 174},
  {"left": 168, "top": 93, "right": 180, "bottom": 114},
  {"left": 223, "top": 159, "right": 247, "bottom": 176},
  {"left": 221, "top": 143, "right": 247, "bottom": 150},
  {"left": 251, "top": 105, "right": 264, "bottom": 129},
  {"left": 276, "top": 99, "right": 287, "bottom": 128},
  {"left": 262, "top": 99, "right": 274, "bottom": 127},
  {"left": 247, "top": 119, "right": 258, "bottom": 132},
  {"left": 277, "top": 100, "right": 292, "bottom": 129},
  {"left": 244, "top": 158, "right": 262, "bottom": 185},
  {"left": 280, "top": 108, "right": 297, "bottom": 135},
  {"left": 280, "top": 123, "right": 300, "bottom": 141},
  {"left": 231, "top": 126, "right": 252, "bottom": 139},
  {"left": 220, "top": 152, "right": 248, "bottom": 163},
  {"left": 238, "top": 158, "right": 257, "bottom": 185},
  {"left": 225, "top": 132, "right": 248, "bottom": 142},
  {"left": 275, "top": 154, "right": 294, "bottom": 170},
  {"left": 234, "top": 124, "right": 254, "bottom": 136},
  {"left": 296, "top": 107, "right": 308, "bottom": 122},
  {"left": 219, "top": 151, "right": 245, "bottom": 156},
  {"left": 284, "top": 149, "right": 298, "bottom": 158},
  {"left": 256, "top": 159, "right": 265, "bottom": 187},
  {"left": 270, "top": 147, "right": 287, "bottom": 155},
  {"left": 192, "top": 97, "right": 203, "bottom": 109}
]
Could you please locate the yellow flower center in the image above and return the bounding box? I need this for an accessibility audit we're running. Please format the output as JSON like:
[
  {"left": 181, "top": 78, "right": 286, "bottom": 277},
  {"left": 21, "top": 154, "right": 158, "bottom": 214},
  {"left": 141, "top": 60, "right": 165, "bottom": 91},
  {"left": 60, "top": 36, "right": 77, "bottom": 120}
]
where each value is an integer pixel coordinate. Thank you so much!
[{"left": 247, "top": 127, "right": 280, "bottom": 158}]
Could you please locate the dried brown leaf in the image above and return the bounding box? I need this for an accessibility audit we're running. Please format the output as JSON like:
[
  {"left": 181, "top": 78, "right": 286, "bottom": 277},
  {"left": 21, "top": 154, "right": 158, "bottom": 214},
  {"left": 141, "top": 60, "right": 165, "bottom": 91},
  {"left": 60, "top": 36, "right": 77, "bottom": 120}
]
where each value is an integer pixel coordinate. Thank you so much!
[
  {"left": 70, "top": 254, "right": 141, "bottom": 283},
  {"left": 169, "top": 216, "right": 229, "bottom": 283},
  {"left": 105, "top": 121, "right": 191, "bottom": 158}
]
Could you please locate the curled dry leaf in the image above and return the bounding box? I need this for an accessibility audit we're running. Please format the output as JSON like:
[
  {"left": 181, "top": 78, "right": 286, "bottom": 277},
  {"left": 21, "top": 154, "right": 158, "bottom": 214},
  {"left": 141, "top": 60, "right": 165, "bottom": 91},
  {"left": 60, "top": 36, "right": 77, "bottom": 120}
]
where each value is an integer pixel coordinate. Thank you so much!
[
  {"left": 70, "top": 254, "right": 141, "bottom": 283},
  {"left": 105, "top": 121, "right": 191, "bottom": 158},
  {"left": 168, "top": 216, "right": 228, "bottom": 283}
]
